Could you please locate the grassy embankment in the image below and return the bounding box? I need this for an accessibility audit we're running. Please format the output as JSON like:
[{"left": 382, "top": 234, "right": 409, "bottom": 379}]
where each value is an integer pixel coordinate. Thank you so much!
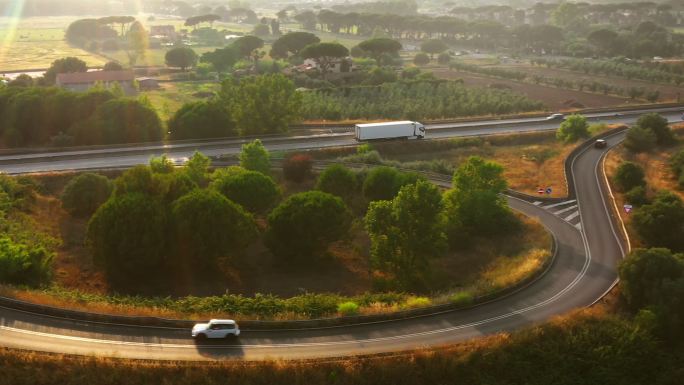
[{"left": 604, "top": 124, "right": 684, "bottom": 247}]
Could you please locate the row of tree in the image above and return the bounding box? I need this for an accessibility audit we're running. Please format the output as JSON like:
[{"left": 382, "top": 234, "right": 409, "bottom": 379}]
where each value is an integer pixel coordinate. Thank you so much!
[{"left": 0, "top": 85, "right": 161, "bottom": 147}]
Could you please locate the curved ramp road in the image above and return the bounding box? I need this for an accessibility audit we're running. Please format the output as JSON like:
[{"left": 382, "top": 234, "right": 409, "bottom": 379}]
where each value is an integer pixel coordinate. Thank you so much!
[{"left": 0, "top": 130, "right": 629, "bottom": 360}]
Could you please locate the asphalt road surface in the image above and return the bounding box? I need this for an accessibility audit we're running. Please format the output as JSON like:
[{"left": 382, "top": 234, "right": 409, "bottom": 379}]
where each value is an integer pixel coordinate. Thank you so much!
[{"left": 0, "top": 113, "right": 632, "bottom": 360}]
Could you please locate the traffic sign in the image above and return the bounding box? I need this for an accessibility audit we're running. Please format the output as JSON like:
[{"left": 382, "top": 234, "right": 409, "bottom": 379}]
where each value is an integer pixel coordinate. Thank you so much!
[
  {"left": 624, "top": 204, "right": 633, "bottom": 213},
  {"left": 537, "top": 187, "right": 544, "bottom": 194},
  {"left": 545, "top": 187, "right": 552, "bottom": 195}
]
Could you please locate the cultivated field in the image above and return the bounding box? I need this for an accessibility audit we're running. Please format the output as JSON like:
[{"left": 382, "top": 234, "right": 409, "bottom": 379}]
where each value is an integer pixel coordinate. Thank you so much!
[{"left": 432, "top": 68, "right": 631, "bottom": 111}]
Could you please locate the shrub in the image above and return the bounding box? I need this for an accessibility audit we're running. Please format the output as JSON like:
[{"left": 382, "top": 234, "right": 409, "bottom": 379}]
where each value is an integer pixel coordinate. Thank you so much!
[
  {"left": 556, "top": 114, "right": 589, "bottom": 143},
  {"left": 413, "top": 52, "right": 430, "bottom": 65},
  {"left": 632, "top": 191, "right": 684, "bottom": 251},
  {"left": 624, "top": 186, "right": 649, "bottom": 206},
  {"left": 437, "top": 52, "right": 451, "bottom": 65},
  {"left": 337, "top": 301, "right": 360, "bottom": 315},
  {"left": 210, "top": 167, "right": 281, "bottom": 213},
  {"left": 239, "top": 139, "right": 270, "bottom": 175},
  {"left": 624, "top": 125, "right": 657, "bottom": 153},
  {"left": 613, "top": 162, "right": 646, "bottom": 192},
  {"left": 449, "top": 291, "right": 474, "bottom": 306},
  {"left": 0, "top": 237, "right": 52, "bottom": 285},
  {"left": 61, "top": 173, "right": 113, "bottom": 217},
  {"left": 362, "top": 166, "right": 421, "bottom": 202},
  {"left": 402, "top": 296, "right": 432, "bottom": 309},
  {"left": 669, "top": 149, "right": 684, "bottom": 176},
  {"left": 637, "top": 112, "right": 674, "bottom": 145},
  {"left": 283, "top": 153, "right": 313, "bottom": 183},
  {"left": 266, "top": 191, "right": 351, "bottom": 261},
  {"left": 315, "top": 164, "right": 357, "bottom": 200}
]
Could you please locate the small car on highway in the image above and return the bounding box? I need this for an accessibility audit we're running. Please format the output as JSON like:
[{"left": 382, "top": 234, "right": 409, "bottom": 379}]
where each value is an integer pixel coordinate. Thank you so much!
[
  {"left": 192, "top": 319, "right": 240, "bottom": 340},
  {"left": 546, "top": 113, "right": 565, "bottom": 121},
  {"left": 594, "top": 139, "right": 607, "bottom": 149}
]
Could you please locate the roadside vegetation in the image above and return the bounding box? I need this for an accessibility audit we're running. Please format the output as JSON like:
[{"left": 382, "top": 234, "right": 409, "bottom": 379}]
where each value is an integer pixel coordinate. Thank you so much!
[{"left": 0, "top": 139, "right": 551, "bottom": 320}]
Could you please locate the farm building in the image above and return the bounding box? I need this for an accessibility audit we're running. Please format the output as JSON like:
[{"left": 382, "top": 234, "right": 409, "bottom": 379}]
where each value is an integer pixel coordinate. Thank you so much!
[{"left": 56, "top": 71, "right": 136, "bottom": 95}]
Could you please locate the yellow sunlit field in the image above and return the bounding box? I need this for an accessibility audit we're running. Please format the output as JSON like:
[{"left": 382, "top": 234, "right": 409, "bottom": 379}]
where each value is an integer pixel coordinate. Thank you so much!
[{"left": 0, "top": 16, "right": 107, "bottom": 71}]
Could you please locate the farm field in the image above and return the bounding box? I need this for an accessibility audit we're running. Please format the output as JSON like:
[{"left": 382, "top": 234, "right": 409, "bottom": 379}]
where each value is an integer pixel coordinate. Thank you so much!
[
  {"left": 432, "top": 68, "right": 631, "bottom": 111},
  {"left": 493, "top": 62, "right": 684, "bottom": 102},
  {"left": 0, "top": 16, "right": 107, "bottom": 71}
]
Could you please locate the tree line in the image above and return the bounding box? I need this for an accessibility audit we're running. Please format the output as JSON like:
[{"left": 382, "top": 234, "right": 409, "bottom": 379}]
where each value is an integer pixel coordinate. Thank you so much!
[{"left": 299, "top": 79, "right": 544, "bottom": 121}]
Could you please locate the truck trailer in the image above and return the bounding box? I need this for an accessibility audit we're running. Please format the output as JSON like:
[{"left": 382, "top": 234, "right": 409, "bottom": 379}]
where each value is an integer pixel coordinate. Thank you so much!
[{"left": 354, "top": 121, "right": 426, "bottom": 141}]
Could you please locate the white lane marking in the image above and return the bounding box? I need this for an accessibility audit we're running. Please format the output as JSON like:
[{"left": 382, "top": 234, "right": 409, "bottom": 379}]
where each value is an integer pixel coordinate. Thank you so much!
[
  {"left": 574, "top": 222, "right": 582, "bottom": 231},
  {"left": 533, "top": 201, "right": 542, "bottom": 206},
  {"left": 554, "top": 205, "right": 578, "bottom": 215},
  {"left": 542, "top": 200, "right": 576, "bottom": 209},
  {"left": 564, "top": 211, "right": 580, "bottom": 222}
]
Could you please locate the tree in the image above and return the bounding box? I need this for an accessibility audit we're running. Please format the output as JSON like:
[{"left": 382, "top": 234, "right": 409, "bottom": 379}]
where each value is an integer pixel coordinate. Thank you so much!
[
  {"left": 363, "top": 167, "right": 422, "bottom": 202},
  {"left": 413, "top": 53, "right": 430, "bottom": 66},
  {"left": 239, "top": 139, "right": 271, "bottom": 175},
  {"left": 165, "top": 47, "right": 198, "bottom": 71},
  {"left": 252, "top": 23, "right": 270, "bottom": 37},
  {"left": 437, "top": 52, "right": 451, "bottom": 65},
  {"left": 44, "top": 57, "right": 87, "bottom": 85},
  {"left": 283, "top": 153, "right": 313, "bottom": 183},
  {"left": 299, "top": 42, "right": 349, "bottom": 78},
  {"left": 270, "top": 32, "right": 320, "bottom": 59},
  {"left": 316, "top": 164, "right": 357, "bottom": 201},
  {"left": 358, "top": 38, "right": 402, "bottom": 65},
  {"left": 444, "top": 156, "right": 516, "bottom": 245},
  {"left": 624, "top": 125, "right": 657, "bottom": 153},
  {"left": 294, "top": 10, "right": 317, "bottom": 30},
  {"left": 103, "top": 61, "right": 124, "bottom": 71},
  {"left": 184, "top": 151, "right": 211, "bottom": 186},
  {"left": 200, "top": 46, "right": 239, "bottom": 72},
  {"left": 127, "top": 21, "right": 148, "bottom": 66},
  {"left": 87, "top": 193, "right": 168, "bottom": 289},
  {"left": 420, "top": 39, "right": 448, "bottom": 59},
  {"left": 172, "top": 189, "right": 257, "bottom": 271},
  {"left": 632, "top": 191, "right": 684, "bottom": 251},
  {"left": 168, "top": 100, "right": 235, "bottom": 140},
  {"left": 210, "top": 167, "right": 280, "bottom": 213},
  {"left": 65, "top": 19, "right": 117, "bottom": 45},
  {"left": 231, "top": 35, "right": 264, "bottom": 63},
  {"left": 365, "top": 180, "right": 447, "bottom": 289},
  {"left": 613, "top": 162, "right": 646, "bottom": 192},
  {"left": 149, "top": 154, "right": 174, "bottom": 174},
  {"left": 556, "top": 114, "right": 589, "bottom": 143},
  {"left": 636, "top": 113, "right": 674, "bottom": 145},
  {"left": 266, "top": 191, "right": 351, "bottom": 261},
  {"left": 71, "top": 99, "right": 162, "bottom": 145},
  {"left": 587, "top": 29, "right": 618, "bottom": 54},
  {"left": 61, "top": 173, "right": 113, "bottom": 217},
  {"left": 618, "top": 247, "right": 684, "bottom": 340},
  {"left": 8, "top": 74, "right": 33, "bottom": 87},
  {"left": 220, "top": 74, "right": 302, "bottom": 135}
]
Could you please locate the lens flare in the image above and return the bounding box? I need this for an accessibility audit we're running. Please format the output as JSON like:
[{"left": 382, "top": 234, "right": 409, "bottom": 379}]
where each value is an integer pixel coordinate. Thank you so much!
[{"left": 0, "top": 0, "right": 25, "bottom": 69}]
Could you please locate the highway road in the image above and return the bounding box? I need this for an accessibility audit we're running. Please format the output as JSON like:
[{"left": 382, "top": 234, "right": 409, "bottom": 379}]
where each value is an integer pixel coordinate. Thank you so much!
[
  {"left": 0, "top": 106, "right": 680, "bottom": 174},
  {"left": 0, "top": 114, "right": 633, "bottom": 360}
]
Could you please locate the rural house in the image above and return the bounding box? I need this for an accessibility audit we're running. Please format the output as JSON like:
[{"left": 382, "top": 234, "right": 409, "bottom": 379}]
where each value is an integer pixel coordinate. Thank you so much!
[{"left": 56, "top": 70, "right": 137, "bottom": 95}]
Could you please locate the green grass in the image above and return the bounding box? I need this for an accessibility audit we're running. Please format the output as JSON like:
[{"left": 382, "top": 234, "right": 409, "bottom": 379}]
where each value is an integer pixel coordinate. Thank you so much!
[{"left": 143, "top": 81, "right": 220, "bottom": 122}]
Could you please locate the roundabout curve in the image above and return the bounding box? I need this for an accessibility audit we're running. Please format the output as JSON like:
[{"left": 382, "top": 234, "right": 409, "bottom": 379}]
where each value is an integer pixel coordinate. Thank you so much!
[{"left": 0, "top": 129, "right": 628, "bottom": 361}]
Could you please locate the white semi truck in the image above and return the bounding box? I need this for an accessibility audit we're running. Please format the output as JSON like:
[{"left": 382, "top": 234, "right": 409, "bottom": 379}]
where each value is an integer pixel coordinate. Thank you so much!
[{"left": 354, "top": 121, "right": 426, "bottom": 141}]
